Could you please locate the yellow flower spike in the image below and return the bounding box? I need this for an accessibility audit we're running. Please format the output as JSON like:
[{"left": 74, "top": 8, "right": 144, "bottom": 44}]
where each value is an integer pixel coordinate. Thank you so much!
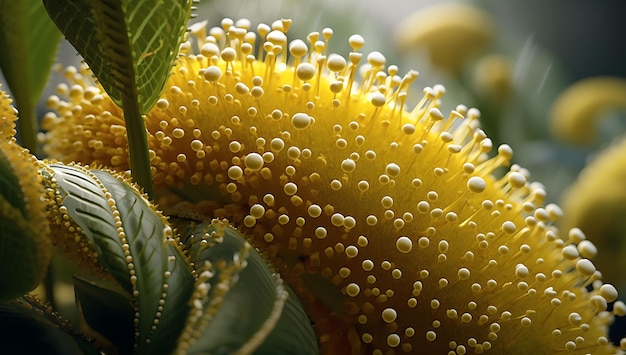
[
  {"left": 550, "top": 76, "right": 626, "bottom": 145},
  {"left": 1, "top": 87, "right": 51, "bottom": 300},
  {"left": 43, "top": 19, "right": 625, "bottom": 354},
  {"left": 560, "top": 137, "right": 626, "bottom": 290},
  {"left": 394, "top": 2, "right": 495, "bottom": 73}
]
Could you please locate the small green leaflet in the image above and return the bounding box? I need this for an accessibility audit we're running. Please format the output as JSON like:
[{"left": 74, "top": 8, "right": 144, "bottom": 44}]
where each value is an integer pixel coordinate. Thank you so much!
[{"left": 43, "top": 0, "right": 192, "bottom": 114}]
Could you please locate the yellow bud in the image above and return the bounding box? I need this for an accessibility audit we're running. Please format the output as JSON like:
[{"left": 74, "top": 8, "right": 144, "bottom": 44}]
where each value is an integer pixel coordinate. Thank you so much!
[
  {"left": 550, "top": 76, "right": 626, "bottom": 145},
  {"left": 473, "top": 54, "right": 514, "bottom": 104},
  {"left": 561, "top": 137, "right": 626, "bottom": 287},
  {"left": 395, "top": 3, "right": 495, "bottom": 72}
]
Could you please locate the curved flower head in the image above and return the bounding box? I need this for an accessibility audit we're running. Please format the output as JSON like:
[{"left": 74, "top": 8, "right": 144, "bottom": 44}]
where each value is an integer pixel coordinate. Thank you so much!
[
  {"left": 43, "top": 19, "right": 625, "bottom": 353},
  {"left": 1, "top": 87, "right": 51, "bottom": 300}
]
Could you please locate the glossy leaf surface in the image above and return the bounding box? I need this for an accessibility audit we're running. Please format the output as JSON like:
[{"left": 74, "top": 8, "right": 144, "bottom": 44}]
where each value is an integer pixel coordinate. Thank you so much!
[{"left": 179, "top": 221, "right": 319, "bottom": 354}]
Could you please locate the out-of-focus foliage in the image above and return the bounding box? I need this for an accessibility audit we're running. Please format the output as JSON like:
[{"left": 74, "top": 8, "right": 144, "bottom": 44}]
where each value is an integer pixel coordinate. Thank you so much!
[{"left": 0, "top": 0, "right": 61, "bottom": 151}]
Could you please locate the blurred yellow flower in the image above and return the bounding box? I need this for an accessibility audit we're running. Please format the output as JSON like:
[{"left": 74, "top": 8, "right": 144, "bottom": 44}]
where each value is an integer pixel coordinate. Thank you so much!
[
  {"left": 472, "top": 54, "right": 514, "bottom": 105},
  {"left": 42, "top": 18, "right": 625, "bottom": 354},
  {"left": 561, "top": 137, "right": 626, "bottom": 291},
  {"left": 394, "top": 2, "right": 494, "bottom": 73},
  {"left": 550, "top": 77, "right": 626, "bottom": 145}
]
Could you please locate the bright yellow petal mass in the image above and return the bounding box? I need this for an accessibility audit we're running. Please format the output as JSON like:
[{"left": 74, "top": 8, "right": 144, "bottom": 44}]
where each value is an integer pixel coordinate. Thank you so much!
[{"left": 42, "top": 19, "right": 625, "bottom": 354}]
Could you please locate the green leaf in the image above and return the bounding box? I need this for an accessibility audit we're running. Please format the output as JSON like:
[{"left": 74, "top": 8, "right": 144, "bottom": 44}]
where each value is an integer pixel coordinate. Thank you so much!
[
  {"left": 0, "top": 143, "right": 26, "bottom": 215},
  {"left": 253, "top": 286, "right": 319, "bottom": 355},
  {"left": 178, "top": 221, "right": 318, "bottom": 354},
  {"left": 46, "top": 164, "right": 131, "bottom": 291},
  {"left": 0, "top": 193, "right": 44, "bottom": 300},
  {"left": 0, "top": 132, "right": 50, "bottom": 300},
  {"left": 73, "top": 274, "right": 134, "bottom": 353},
  {"left": 44, "top": 0, "right": 192, "bottom": 195},
  {"left": 46, "top": 164, "right": 195, "bottom": 354},
  {"left": 0, "top": 0, "right": 62, "bottom": 151},
  {"left": 43, "top": 0, "right": 192, "bottom": 196},
  {"left": 0, "top": 295, "right": 101, "bottom": 355},
  {"left": 43, "top": 0, "right": 192, "bottom": 113}
]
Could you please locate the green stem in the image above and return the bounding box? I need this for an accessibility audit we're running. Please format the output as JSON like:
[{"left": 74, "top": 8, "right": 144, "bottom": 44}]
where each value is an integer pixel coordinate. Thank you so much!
[
  {"left": 17, "top": 104, "right": 39, "bottom": 156},
  {"left": 43, "top": 260, "right": 56, "bottom": 310},
  {"left": 121, "top": 94, "right": 154, "bottom": 198}
]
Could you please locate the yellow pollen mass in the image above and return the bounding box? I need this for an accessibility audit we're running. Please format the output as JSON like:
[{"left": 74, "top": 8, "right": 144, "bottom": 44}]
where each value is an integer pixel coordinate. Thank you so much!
[{"left": 41, "top": 19, "right": 624, "bottom": 354}]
